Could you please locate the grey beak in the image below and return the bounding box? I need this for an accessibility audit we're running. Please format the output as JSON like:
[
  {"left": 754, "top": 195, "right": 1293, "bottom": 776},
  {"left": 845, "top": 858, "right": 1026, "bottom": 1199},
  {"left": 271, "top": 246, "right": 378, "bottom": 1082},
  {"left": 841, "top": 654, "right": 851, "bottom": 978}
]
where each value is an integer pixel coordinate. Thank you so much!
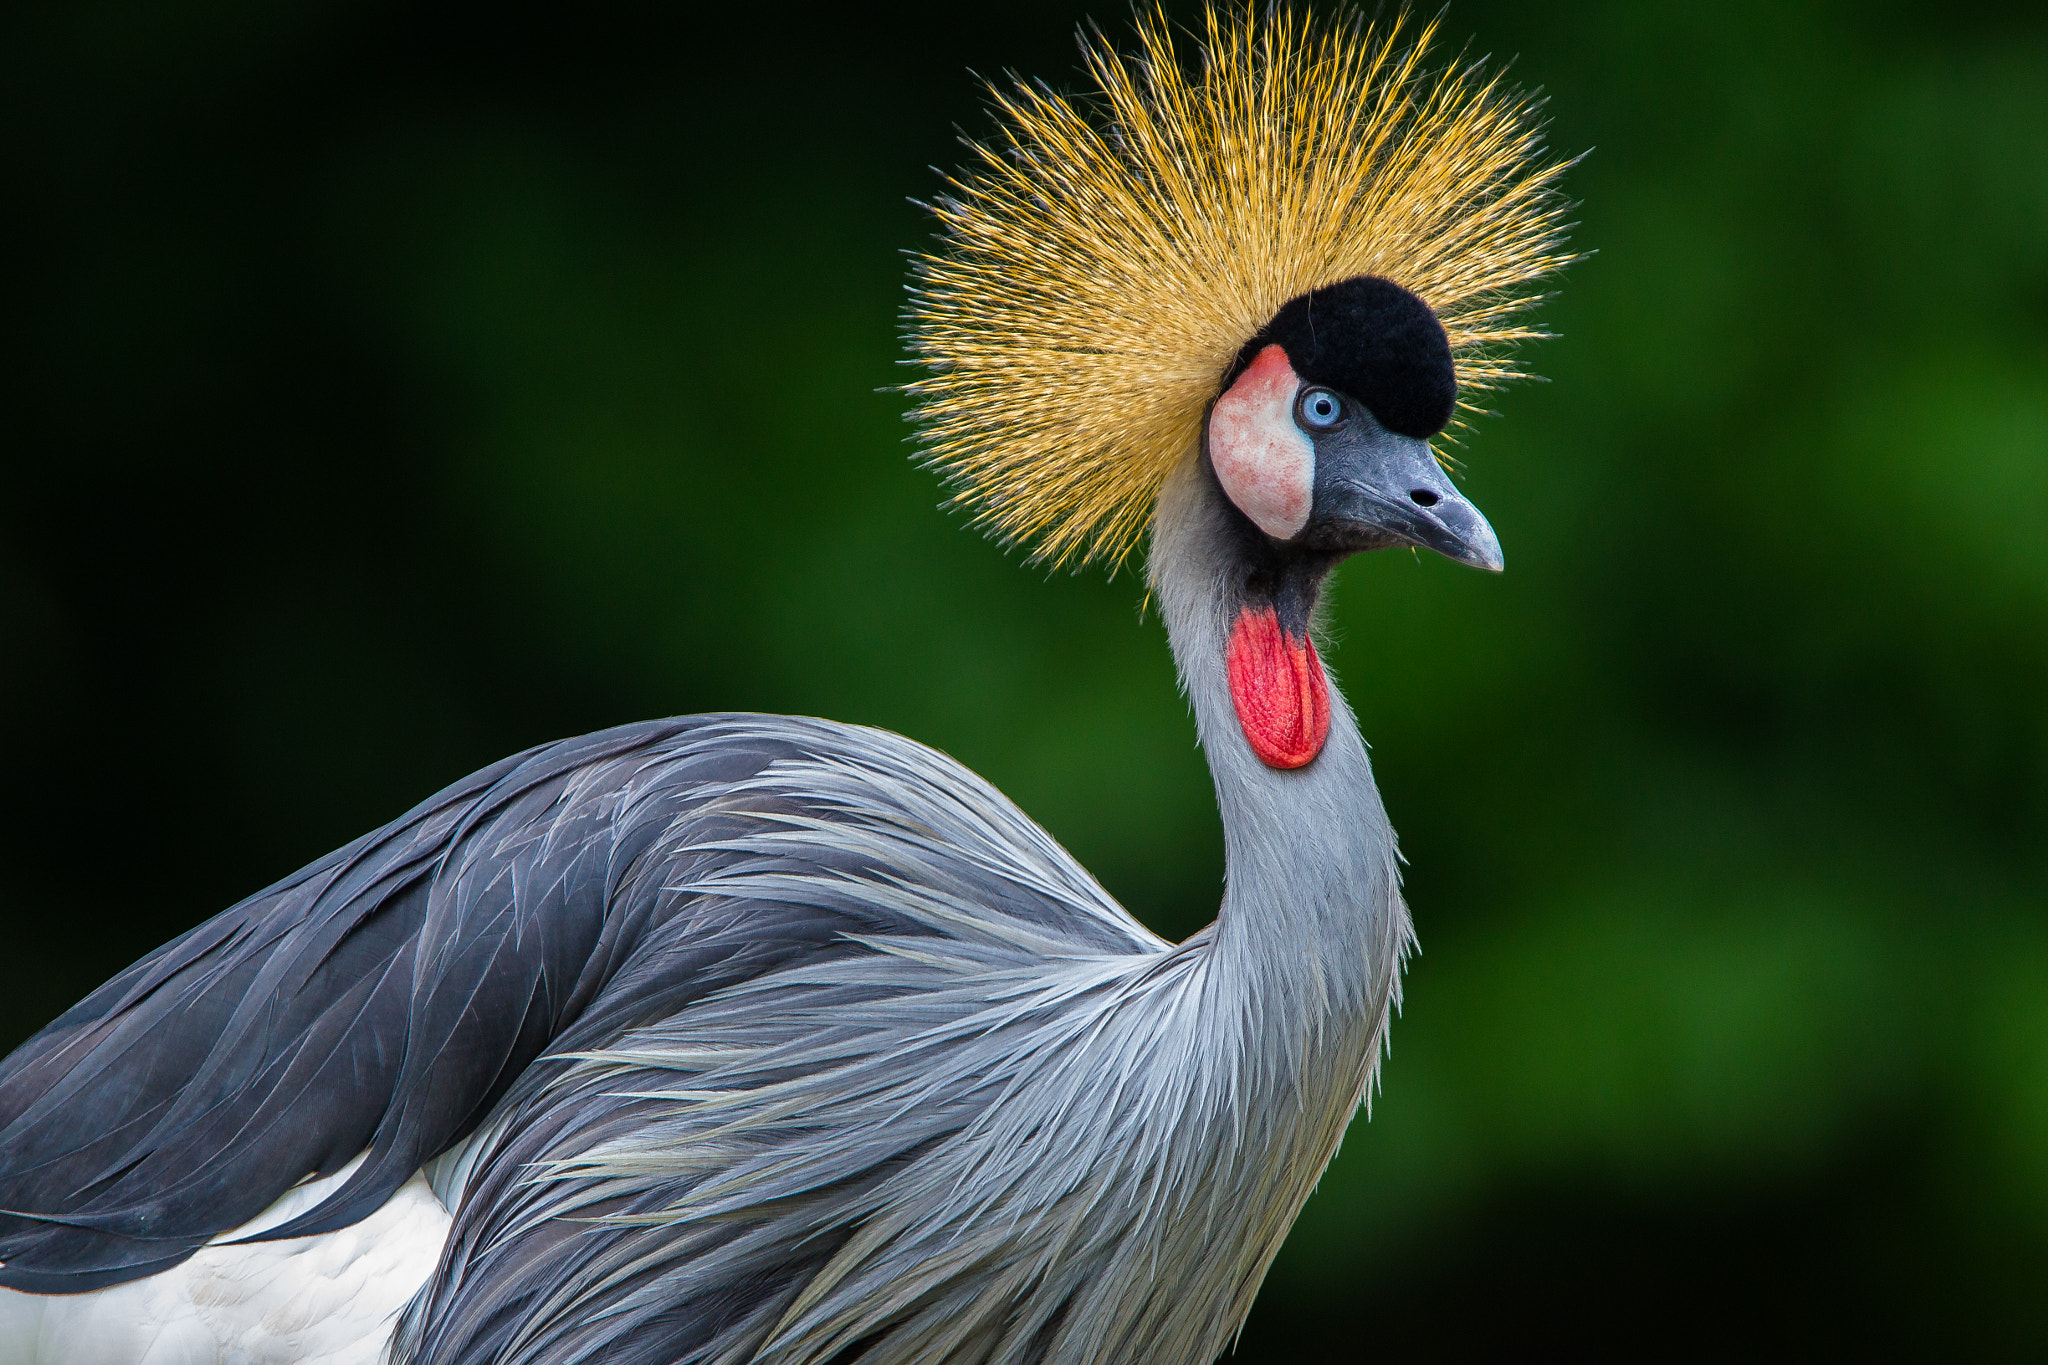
[{"left": 1310, "top": 421, "right": 1504, "bottom": 572}]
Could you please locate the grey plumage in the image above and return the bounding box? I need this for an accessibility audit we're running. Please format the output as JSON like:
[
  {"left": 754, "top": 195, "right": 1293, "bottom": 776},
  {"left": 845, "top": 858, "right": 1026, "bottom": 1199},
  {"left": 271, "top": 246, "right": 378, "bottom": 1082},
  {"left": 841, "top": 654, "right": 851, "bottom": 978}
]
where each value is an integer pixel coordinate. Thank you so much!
[{"left": 0, "top": 458, "right": 1411, "bottom": 1365}]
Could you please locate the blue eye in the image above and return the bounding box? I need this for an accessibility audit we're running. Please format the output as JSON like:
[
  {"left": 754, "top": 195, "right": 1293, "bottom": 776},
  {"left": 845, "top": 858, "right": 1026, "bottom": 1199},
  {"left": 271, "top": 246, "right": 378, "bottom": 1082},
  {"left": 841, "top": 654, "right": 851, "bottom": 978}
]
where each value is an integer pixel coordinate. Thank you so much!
[{"left": 1297, "top": 388, "right": 1343, "bottom": 430}]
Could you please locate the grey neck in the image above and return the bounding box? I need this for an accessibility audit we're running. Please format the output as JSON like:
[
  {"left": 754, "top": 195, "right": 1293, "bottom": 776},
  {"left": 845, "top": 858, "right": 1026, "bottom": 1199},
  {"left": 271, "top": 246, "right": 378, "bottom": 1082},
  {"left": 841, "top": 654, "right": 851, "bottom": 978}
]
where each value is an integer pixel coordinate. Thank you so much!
[{"left": 1147, "top": 456, "right": 1411, "bottom": 1086}]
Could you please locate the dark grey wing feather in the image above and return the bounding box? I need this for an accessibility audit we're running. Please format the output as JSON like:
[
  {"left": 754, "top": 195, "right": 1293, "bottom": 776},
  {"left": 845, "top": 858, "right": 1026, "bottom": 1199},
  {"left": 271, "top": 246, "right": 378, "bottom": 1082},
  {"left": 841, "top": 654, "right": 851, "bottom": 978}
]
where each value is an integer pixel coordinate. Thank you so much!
[
  {"left": 0, "top": 718, "right": 724, "bottom": 1292},
  {"left": 0, "top": 707, "right": 1162, "bottom": 1357}
]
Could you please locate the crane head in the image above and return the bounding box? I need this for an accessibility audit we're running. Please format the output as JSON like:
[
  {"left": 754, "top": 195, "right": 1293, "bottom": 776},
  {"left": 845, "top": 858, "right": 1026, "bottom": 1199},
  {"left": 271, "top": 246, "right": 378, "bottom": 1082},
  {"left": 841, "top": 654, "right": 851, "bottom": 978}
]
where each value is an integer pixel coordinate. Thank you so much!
[
  {"left": 1200, "top": 273, "right": 1504, "bottom": 769},
  {"left": 1207, "top": 275, "right": 1503, "bottom": 574}
]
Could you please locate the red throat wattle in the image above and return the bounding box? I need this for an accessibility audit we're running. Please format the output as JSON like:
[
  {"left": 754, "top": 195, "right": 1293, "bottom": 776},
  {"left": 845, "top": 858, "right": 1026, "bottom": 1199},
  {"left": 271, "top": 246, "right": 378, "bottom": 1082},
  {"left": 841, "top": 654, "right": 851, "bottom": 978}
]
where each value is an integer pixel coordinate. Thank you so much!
[{"left": 1225, "top": 606, "right": 1331, "bottom": 769}]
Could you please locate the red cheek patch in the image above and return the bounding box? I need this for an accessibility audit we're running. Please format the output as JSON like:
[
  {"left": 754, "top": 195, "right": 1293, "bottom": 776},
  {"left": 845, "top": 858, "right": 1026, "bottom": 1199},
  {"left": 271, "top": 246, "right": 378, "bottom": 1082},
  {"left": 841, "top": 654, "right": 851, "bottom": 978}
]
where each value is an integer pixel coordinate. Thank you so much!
[
  {"left": 1208, "top": 344, "right": 1313, "bottom": 539},
  {"left": 1225, "top": 606, "right": 1331, "bottom": 769}
]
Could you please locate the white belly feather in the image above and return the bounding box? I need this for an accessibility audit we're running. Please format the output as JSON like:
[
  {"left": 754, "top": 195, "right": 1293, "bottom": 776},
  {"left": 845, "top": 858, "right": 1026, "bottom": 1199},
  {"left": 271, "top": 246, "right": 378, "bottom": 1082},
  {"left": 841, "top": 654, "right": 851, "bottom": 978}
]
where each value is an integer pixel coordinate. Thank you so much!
[{"left": 0, "top": 1156, "right": 453, "bottom": 1365}]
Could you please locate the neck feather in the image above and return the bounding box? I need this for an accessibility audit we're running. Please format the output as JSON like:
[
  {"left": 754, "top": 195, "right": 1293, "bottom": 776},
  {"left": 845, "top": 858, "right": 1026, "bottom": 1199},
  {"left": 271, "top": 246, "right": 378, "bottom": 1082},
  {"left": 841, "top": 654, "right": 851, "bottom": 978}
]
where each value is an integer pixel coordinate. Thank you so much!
[{"left": 1147, "top": 457, "right": 1412, "bottom": 1083}]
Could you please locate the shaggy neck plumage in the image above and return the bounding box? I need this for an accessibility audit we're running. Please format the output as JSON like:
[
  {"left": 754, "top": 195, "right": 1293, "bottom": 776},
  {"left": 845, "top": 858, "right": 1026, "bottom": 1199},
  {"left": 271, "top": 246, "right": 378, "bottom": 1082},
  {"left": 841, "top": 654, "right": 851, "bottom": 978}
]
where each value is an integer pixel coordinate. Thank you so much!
[{"left": 1149, "top": 456, "right": 1411, "bottom": 1090}]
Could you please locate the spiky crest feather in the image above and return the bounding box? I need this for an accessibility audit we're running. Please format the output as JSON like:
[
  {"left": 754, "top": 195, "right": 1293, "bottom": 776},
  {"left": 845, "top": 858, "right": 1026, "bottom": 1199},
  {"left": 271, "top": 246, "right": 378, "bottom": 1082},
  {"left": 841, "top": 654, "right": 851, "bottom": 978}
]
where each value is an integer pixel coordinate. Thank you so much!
[{"left": 907, "top": 4, "right": 1576, "bottom": 569}]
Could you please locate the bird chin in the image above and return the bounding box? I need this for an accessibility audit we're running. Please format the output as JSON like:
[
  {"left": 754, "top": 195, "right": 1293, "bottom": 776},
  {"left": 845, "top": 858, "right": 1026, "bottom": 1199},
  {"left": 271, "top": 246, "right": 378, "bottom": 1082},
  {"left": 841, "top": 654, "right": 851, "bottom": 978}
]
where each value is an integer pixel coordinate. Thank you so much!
[{"left": 1298, "top": 519, "right": 1409, "bottom": 558}]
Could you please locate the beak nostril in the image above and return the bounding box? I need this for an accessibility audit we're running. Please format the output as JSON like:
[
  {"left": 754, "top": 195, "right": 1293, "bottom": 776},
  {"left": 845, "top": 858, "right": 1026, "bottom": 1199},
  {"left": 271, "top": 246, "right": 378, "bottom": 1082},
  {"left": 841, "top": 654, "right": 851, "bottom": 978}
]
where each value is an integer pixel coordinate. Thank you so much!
[{"left": 1408, "top": 489, "right": 1440, "bottom": 508}]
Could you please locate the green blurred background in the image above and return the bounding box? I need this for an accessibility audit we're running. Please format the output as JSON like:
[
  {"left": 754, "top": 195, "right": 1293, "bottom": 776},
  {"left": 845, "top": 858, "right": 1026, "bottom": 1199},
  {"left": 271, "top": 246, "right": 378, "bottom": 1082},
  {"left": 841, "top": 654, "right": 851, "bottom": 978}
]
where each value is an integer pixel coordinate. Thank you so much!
[{"left": 4, "top": 0, "right": 2046, "bottom": 1355}]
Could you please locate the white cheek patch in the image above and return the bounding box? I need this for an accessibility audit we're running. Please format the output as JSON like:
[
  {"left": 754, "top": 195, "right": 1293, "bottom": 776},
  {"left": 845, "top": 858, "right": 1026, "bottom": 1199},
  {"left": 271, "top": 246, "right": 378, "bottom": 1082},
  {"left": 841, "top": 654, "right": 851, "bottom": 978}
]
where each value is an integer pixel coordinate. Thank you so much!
[{"left": 1207, "top": 343, "right": 1314, "bottom": 540}]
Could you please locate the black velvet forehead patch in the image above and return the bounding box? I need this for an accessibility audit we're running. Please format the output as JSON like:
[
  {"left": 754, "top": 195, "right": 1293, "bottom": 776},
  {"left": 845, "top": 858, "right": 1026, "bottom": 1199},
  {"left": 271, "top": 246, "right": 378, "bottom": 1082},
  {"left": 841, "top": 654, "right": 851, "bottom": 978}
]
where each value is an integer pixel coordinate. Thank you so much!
[{"left": 1225, "top": 276, "right": 1457, "bottom": 438}]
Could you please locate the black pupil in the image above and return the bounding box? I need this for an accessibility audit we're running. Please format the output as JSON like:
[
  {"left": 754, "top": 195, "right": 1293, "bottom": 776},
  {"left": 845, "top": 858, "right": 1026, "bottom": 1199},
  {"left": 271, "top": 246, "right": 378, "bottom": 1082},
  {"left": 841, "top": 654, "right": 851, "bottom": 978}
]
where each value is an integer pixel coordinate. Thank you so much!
[{"left": 1311, "top": 395, "right": 1335, "bottom": 420}]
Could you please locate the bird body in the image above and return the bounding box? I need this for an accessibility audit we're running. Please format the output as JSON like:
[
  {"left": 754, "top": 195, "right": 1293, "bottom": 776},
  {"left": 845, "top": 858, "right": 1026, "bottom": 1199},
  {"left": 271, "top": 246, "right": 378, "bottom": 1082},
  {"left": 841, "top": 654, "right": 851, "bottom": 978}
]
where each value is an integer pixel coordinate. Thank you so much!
[
  {"left": 0, "top": 692, "right": 1399, "bottom": 1365},
  {"left": 0, "top": 9, "right": 1572, "bottom": 1362}
]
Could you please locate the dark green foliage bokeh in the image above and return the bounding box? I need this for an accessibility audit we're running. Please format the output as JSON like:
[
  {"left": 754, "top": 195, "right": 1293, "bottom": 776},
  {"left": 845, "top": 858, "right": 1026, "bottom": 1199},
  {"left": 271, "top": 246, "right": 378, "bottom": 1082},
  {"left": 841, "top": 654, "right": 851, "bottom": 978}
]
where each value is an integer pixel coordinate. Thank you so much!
[{"left": 3, "top": 0, "right": 2045, "bottom": 1355}]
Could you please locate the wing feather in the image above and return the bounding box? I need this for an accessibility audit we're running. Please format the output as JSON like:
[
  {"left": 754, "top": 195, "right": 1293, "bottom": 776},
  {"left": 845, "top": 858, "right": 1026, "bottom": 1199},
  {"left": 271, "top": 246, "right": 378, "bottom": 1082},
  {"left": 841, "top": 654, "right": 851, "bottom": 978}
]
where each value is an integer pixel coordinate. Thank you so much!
[{"left": 0, "top": 715, "right": 1151, "bottom": 1297}]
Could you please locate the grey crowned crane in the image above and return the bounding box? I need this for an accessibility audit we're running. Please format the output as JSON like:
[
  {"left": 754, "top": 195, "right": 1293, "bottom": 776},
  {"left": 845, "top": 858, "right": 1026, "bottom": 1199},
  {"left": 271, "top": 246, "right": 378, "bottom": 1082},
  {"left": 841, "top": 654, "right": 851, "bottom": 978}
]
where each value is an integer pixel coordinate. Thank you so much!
[{"left": 0, "top": 9, "right": 1572, "bottom": 1364}]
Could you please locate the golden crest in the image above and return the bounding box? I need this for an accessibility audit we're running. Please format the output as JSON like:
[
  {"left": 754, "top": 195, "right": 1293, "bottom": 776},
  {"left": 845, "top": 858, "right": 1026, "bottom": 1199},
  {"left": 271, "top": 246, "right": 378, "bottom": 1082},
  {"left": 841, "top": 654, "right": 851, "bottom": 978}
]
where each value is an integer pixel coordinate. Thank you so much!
[{"left": 906, "top": 4, "right": 1578, "bottom": 568}]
